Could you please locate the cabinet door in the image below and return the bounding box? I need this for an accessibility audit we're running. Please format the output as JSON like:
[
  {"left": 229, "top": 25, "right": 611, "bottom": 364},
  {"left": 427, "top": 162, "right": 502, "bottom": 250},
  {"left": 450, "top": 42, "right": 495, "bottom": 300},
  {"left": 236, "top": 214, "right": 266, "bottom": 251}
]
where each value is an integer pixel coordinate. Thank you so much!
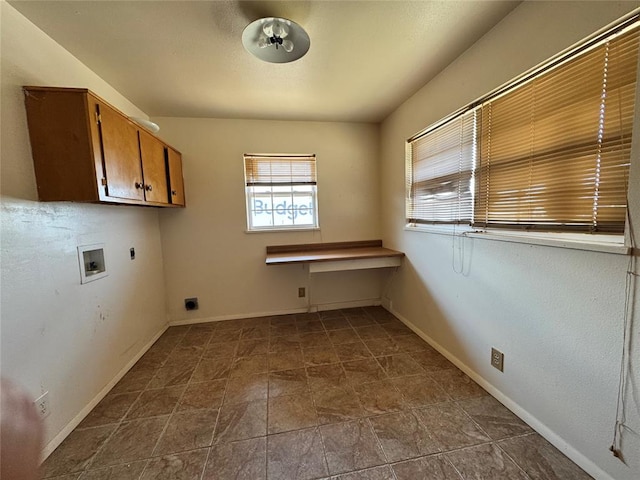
[
  {"left": 139, "top": 129, "right": 169, "bottom": 204},
  {"left": 166, "top": 148, "right": 186, "bottom": 206},
  {"left": 97, "top": 103, "right": 144, "bottom": 201}
]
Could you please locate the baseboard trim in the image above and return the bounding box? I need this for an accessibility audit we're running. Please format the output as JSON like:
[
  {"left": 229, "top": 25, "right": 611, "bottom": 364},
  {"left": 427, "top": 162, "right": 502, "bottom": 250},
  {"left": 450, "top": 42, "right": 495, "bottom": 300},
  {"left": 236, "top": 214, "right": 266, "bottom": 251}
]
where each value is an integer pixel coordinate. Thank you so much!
[
  {"left": 386, "top": 305, "right": 615, "bottom": 480},
  {"left": 40, "top": 324, "right": 169, "bottom": 461},
  {"left": 168, "top": 299, "right": 381, "bottom": 326}
]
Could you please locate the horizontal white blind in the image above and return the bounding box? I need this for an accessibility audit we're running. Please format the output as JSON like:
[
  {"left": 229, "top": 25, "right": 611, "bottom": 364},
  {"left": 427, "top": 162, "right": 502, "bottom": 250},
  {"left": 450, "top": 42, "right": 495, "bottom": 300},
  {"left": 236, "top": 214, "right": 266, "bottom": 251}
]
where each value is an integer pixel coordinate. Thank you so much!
[
  {"left": 475, "top": 26, "right": 639, "bottom": 233},
  {"left": 245, "top": 154, "right": 316, "bottom": 186},
  {"left": 408, "top": 110, "right": 477, "bottom": 224}
]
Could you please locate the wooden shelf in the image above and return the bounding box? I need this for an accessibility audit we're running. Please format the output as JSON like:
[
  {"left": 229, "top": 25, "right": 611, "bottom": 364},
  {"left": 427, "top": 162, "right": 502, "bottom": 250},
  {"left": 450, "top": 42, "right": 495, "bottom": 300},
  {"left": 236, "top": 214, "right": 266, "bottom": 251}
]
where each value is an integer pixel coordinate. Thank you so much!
[{"left": 266, "top": 240, "right": 404, "bottom": 272}]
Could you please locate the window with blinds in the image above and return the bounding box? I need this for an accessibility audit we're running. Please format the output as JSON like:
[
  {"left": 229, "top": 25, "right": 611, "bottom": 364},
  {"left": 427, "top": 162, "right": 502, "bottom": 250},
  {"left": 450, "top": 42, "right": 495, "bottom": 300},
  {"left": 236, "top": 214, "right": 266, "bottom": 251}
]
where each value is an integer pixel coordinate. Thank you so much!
[
  {"left": 408, "top": 110, "right": 477, "bottom": 224},
  {"left": 407, "top": 17, "right": 639, "bottom": 235},
  {"left": 244, "top": 154, "right": 319, "bottom": 231}
]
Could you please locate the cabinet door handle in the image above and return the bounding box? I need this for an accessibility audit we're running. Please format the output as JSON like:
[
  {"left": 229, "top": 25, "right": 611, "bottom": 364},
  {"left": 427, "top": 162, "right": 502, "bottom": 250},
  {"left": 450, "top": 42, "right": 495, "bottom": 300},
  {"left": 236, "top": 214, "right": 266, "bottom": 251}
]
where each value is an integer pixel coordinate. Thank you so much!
[
  {"left": 135, "top": 182, "right": 144, "bottom": 189},
  {"left": 171, "top": 190, "right": 177, "bottom": 196},
  {"left": 145, "top": 184, "right": 153, "bottom": 192}
]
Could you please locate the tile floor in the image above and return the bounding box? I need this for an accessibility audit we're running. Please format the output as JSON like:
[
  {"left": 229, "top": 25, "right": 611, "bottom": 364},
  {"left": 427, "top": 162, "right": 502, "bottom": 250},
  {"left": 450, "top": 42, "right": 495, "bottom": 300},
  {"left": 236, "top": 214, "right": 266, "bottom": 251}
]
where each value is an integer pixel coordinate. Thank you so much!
[{"left": 40, "top": 307, "right": 592, "bottom": 479}]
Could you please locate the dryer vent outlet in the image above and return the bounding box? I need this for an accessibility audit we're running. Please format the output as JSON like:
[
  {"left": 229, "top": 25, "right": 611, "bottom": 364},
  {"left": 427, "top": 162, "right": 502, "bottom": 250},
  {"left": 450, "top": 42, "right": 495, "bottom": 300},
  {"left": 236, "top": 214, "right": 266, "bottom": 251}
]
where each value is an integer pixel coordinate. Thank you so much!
[{"left": 185, "top": 297, "right": 199, "bottom": 311}]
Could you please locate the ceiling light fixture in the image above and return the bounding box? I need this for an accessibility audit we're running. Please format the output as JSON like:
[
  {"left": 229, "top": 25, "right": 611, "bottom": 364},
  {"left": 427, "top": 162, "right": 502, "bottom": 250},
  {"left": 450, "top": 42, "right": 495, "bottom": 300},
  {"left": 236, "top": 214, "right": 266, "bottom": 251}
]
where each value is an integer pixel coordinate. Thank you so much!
[{"left": 242, "top": 17, "right": 310, "bottom": 63}]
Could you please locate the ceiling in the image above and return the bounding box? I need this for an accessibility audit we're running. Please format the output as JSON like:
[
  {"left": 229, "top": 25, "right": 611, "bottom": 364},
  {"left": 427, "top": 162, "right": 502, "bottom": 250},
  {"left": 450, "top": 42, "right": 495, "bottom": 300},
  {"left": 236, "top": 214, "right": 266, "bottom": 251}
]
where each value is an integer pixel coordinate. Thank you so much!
[{"left": 9, "top": 0, "right": 521, "bottom": 122}]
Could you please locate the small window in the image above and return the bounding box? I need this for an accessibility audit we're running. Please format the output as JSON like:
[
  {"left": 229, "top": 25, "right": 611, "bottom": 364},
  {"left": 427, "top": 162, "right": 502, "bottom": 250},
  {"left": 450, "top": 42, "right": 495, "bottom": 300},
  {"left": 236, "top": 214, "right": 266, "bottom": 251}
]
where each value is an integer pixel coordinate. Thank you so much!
[{"left": 244, "top": 154, "right": 319, "bottom": 231}]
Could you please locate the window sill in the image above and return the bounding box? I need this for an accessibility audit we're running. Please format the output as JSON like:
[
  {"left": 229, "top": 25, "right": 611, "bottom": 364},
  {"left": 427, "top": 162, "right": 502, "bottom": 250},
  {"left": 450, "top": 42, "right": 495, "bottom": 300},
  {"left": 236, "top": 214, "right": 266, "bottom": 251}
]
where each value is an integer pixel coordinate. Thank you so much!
[
  {"left": 405, "top": 224, "right": 629, "bottom": 255},
  {"left": 245, "top": 227, "right": 321, "bottom": 234}
]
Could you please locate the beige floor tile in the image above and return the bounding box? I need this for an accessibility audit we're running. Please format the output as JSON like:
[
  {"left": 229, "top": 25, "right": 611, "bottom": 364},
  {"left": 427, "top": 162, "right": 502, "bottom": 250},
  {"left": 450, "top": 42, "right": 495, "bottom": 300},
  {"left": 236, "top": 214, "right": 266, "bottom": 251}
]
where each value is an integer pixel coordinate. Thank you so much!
[
  {"left": 210, "top": 330, "right": 242, "bottom": 343},
  {"left": 334, "top": 341, "right": 373, "bottom": 362},
  {"left": 190, "top": 357, "right": 232, "bottom": 382},
  {"left": 362, "top": 337, "right": 402, "bottom": 357},
  {"left": 391, "top": 374, "right": 450, "bottom": 408},
  {"left": 270, "top": 324, "right": 299, "bottom": 338},
  {"left": 346, "top": 314, "right": 377, "bottom": 328},
  {"left": 331, "top": 465, "right": 395, "bottom": 480},
  {"left": 229, "top": 354, "right": 268, "bottom": 377},
  {"left": 201, "top": 342, "right": 237, "bottom": 359},
  {"left": 267, "top": 427, "right": 328, "bottom": 480},
  {"left": 352, "top": 380, "right": 405, "bottom": 415},
  {"left": 446, "top": 443, "right": 528, "bottom": 479},
  {"left": 269, "top": 368, "right": 309, "bottom": 397},
  {"left": 298, "top": 331, "right": 332, "bottom": 347},
  {"left": 297, "top": 320, "right": 326, "bottom": 333},
  {"left": 224, "top": 373, "right": 268, "bottom": 404},
  {"left": 498, "top": 433, "right": 593, "bottom": 480},
  {"left": 147, "top": 363, "right": 196, "bottom": 389},
  {"left": 313, "top": 385, "right": 365, "bottom": 425},
  {"left": 369, "top": 411, "right": 440, "bottom": 462},
  {"left": 409, "top": 348, "right": 455, "bottom": 372},
  {"left": 268, "top": 393, "right": 318, "bottom": 434},
  {"left": 110, "top": 366, "right": 156, "bottom": 395},
  {"left": 240, "top": 325, "right": 270, "bottom": 340},
  {"left": 320, "top": 419, "right": 386, "bottom": 476},
  {"left": 236, "top": 338, "right": 269, "bottom": 357},
  {"left": 458, "top": 396, "right": 533, "bottom": 440},
  {"left": 153, "top": 409, "right": 218, "bottom": 455},
  {"left": 90, "top": 416, "right": 170, "bottom": 469},
  {"left": 414, "top": 402, "right": 490, "bottom": 450},
  {"left": 306, "top": 363, "right": 348, "bottom": 391},
  {"left": 177, "top": 379, "right": 226, "bottom": 411},
  {"left": 327, "top": 328, "right": 362, "bottom": 345},
  {"left": 376, "top": 354, "right": 425, "bottom": 378},
  {"left": 342, "top": 358, "right": 387, "bottom": 385},
  {"left": 392, "top": 455, "right": 462, "bottom": 480},
  {"left": 124, "top": 385, "right": 185, "bottom": 420},
  {"left": 203, "top": 437, "right": 266, "bottom": 480},
  {"left": 392, "top": 334, "right": 431, "bottom": 352},
  {"left": 140, "top": 449, "right": 208, "bottom": 480},
  {"left": 322, "top": 317, "right": 352, "bottom": 330},
  {"left": 428, "top": 368, "right": 487, "bottom": 400},
  {"left": 77, "top": 392, "right": 140, "bottom": 429},
  {"left": 268, "top": 350, "right": 305, "bottom": 371},
  {"left": 40, "top": 425, "right": 116, "bottom": 477},
  {"left": 79, "top": 460, "right": 147, "bottom": 479},
  {"left": 213, "top": 399, "right": 267, "bottom": 444},
  {"left": 303, "top": 345, "right": 340, "bottom": 366},
  {"left": 354, "top": 325, "right": 389, "bottom": 340}
]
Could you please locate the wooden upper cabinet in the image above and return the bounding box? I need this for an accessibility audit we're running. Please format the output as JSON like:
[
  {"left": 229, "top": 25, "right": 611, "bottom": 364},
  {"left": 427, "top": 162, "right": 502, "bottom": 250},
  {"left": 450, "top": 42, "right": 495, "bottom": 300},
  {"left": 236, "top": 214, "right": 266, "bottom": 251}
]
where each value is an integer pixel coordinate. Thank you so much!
[
  {"left": 97, "top": 102, "right": 145, "bottom": 201},
  {"left": 23, "top": 86, "right": 185, "bottom": 208},
  {"left": 166, "top": 147, "right": 186, "bottom": 206},
  {"left": 138, "top": 129, "right": 169, "bottom": 204}
]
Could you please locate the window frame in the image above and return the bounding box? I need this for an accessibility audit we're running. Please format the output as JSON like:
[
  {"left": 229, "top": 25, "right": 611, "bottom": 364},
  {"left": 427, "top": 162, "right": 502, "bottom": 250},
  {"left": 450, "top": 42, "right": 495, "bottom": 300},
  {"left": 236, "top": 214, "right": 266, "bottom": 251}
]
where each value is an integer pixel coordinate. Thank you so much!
[{"left": 244, "top": 153, "right": 320, "bottom": 232}]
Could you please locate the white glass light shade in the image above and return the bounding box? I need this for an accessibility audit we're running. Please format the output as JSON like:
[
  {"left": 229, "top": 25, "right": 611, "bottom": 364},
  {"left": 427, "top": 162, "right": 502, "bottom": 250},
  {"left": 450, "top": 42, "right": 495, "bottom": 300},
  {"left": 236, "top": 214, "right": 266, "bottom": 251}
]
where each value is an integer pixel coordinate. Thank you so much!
[
  {"left": 257, "top": 35, "right": 270, "bottom": 48},
  {"left": 242, "top": 17, "right": 310, "bottom": 63},
  {"left": 130, "top": 117, "right": 160, "bottom": 133}
]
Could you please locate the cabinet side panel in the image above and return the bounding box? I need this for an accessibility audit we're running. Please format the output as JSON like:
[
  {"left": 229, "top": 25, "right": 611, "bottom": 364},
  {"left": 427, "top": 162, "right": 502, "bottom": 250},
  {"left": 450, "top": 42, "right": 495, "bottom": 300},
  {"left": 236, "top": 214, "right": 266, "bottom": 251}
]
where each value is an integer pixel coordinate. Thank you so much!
[
  {"left": 166, "top": 148, "right": 186, "bottom": 206},
  {"left": 23, "top": 89, "right": 98, "bottom": 202}
]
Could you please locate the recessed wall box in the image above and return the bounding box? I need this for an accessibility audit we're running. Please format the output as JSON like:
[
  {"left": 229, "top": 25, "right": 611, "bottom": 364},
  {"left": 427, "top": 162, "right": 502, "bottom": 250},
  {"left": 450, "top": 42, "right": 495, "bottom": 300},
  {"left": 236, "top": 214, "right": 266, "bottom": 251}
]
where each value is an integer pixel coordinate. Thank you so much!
[{"left": 78, "top": 243, "right": 108, "bottom": 284}]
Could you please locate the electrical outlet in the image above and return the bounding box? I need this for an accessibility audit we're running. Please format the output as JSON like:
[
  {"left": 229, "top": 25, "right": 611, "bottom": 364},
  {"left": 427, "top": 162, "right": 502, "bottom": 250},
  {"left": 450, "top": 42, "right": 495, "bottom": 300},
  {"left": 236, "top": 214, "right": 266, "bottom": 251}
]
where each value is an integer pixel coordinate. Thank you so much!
[
  {"left": 491, "top": 348, "right": 504, "bottom": 372},
  {"left": 34, "top": 391, "right": 50, "bottom": 419},
  {"left": 298, "top": 287, "right": 306, "bottom": 298}
]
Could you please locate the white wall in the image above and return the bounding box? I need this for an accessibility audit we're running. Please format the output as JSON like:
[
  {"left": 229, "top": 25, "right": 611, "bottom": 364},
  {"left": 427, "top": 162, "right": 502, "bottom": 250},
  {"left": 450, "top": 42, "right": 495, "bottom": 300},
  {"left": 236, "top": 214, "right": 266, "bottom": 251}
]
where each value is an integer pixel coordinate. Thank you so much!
[
  {"left": 380, "top": 2, "right": 640, "bottom": 480},
  {"left": 0, "top": 1, "right": 168, "bottom": 454},
  {"left": 155, "top": 117, "right": 384, "bottom": 323}
]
